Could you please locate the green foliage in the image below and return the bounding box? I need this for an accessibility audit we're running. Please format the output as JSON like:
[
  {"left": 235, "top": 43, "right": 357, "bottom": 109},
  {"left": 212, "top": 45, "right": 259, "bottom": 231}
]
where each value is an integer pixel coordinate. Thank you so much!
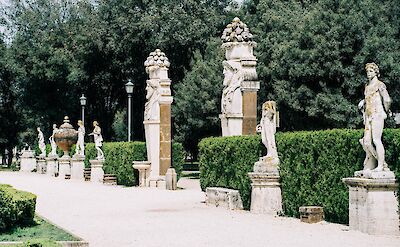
[
  {"left": 199, "top": 129, "right": 400, "bottom": 224},
  {"left": 22, "top": 239, "right": 62, "bottom": 247},
  {"left": 0, "top": 184, "right": 37, "bottom": 231},
  {"left": 173, "top": 38, "right": 225, "bottom": 158},
  {"left": 111, "top": 110, "right": 128, "bottom": 142},
  {"left": 84, "top": 141, "right": 185, "bottom": 186}
]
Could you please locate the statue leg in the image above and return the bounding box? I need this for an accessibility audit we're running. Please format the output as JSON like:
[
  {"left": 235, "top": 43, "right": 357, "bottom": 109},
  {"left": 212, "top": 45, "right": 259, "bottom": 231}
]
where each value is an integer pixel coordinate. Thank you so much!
[
  {"left": 361, "top": 122, "right": 376, "bottom": 170},
  {"left": 371, "top": 117, "right": 385, "bottom": 171}
]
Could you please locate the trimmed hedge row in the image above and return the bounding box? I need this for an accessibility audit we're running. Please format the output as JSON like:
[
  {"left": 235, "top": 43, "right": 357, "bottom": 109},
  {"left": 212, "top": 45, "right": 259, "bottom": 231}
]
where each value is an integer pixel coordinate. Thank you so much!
[
  {"left": 199, "top": 129, "right": 400, "bottom": 224},
  {"left": 0, "top": 184, "right": 37, "bottom": 231},
  {"left": 84, "top": 142, "right": 185, "bottom": 186}
]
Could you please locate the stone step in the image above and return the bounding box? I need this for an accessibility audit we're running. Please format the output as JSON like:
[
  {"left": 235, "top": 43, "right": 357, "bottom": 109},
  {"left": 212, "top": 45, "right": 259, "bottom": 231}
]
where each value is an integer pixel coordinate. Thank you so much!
[{"left": 103, "top": 174, "right": 117, "bottom": 185}]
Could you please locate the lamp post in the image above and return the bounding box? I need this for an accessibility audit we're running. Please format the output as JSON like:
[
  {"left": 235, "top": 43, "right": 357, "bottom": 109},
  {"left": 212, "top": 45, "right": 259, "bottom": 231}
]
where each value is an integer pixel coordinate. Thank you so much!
[
  {"left": 80, "top": 94, "right": 87, "bottom": 124},
  {"left": 125, "top": 79, "right": 134, "bottom": 142}
]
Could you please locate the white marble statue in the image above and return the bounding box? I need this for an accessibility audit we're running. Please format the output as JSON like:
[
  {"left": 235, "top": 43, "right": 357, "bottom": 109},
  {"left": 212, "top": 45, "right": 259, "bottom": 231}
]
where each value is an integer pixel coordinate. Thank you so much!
[
  {"left": 221, "top": 60, "right": 243, "bottom": 115},
  {"left": 358, "top": 62, "right": 392, "bottom": 172},
  {"left": 89, "top": 121, "right": 104, "bottom": 160},
  {"left": 75, "top": 120, "right": 85, "bottom": 157},
  {"left": 37, "top": 127, "right": 46, "bottom": 157},
  {"left": 257, "top": 101, "right": 279, "bottom": 163},
  {"left": 144, "top": 79, "right": 160, "bottom": 121},
  {"left": 49, "top": 124, "right": 58, "bottom": 157}
]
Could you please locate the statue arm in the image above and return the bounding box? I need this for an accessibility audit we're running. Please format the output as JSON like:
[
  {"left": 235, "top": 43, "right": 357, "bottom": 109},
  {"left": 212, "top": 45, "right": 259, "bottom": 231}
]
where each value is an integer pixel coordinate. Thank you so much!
[{"left": 379, "top": 84, "right": 391, "bottom": 113}]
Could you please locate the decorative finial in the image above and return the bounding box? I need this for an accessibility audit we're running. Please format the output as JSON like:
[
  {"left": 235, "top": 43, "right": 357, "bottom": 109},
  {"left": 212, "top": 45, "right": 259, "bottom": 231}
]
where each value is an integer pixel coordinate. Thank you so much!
[{"left": 221, "top": 17, "right": 254, "bottom": 43}]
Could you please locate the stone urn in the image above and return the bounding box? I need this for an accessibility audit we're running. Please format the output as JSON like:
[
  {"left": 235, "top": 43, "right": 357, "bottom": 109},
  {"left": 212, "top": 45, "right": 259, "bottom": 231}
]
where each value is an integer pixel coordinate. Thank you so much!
[{"left": 54, "top": 116, "right": 78, "bottom": 157}]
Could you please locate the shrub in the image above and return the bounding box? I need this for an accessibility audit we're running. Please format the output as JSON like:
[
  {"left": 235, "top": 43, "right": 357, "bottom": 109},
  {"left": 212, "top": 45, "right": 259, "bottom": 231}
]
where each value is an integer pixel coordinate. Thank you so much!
[
  {"left": 84, "top": 142, "right": 185, "bottom": 186},
  {"left": 0, "top": 184, "right": 37, "bottom": 231},
  {"left": 199, "top": 129, "right": 400, "bottom": 224}
]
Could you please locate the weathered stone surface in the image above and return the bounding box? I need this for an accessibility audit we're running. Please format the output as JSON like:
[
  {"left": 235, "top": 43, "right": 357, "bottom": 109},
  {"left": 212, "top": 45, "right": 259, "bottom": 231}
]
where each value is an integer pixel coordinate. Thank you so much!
[
  {"left": 343, "top": 177, "right": 399, "bottom": 236},
  {"left": 165, "top": 168, "right": 177, "bottom": 190},
  {"left": 299, "top": 206, "right": 324, "bottom": 223},
  {"left": 90, "top": 159, "right": 104, "bottom": 183},
  {"left": 159, "top": 104, "right": 171, "bottom": 175},
  {"left": 248, "top": 172, "right": 282, "bottom": 215},
  {"left": 58, "top": 157, "right": 71, "bottom": 179},
  {"left": 242, "top": 91, "right": 258, "bottom": 135},
  {"left": 132, "top": 161, "right": 151, "bottom": 187},
  {"left": 354, "top": 169, "right": 395, "bottom": 179},
  {"left": 36, "top": 157, "right": 47, "bottom": 174},
  {"left": 71, "top": 157, "right": 85, "bottom": 181},
  {"left": 206, "top": 187, "right": 244, "bottom": 210},
  {"left": 45, "top": 157, "right": 58, "bottom": 177},
  {"left": 20, "top": 150, "right": 36, "bottom": 172}
]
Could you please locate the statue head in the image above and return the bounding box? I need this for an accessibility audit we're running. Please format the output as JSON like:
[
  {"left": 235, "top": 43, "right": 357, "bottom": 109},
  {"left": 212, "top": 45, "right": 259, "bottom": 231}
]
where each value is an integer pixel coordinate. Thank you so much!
[
  {"left": 365, "top": 62, "right": 380, "bottom": 79},
  {"left": 145, "top": 80, "right": 159, "bottom": 100},
  {"left": 37, "top": 127, "right": 41, "bottom": 132},
  {"left": 93, "top": 121, "right": 98, "bottom": 127},
  {"left": 77, "top": 120, "right": 83, "bottom": 127},
  {"left": 262, "top": 101, "right": 276, "bottom": 120},
  {"left": 52, "top": 124, "right": 57, "bottom": 129}
]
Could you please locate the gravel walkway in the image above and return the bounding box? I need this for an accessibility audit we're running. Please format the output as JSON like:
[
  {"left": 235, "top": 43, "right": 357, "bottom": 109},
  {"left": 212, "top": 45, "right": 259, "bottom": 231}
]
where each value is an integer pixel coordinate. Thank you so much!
[{"left": 0, "top": 171, "right": 399, "bottom": 247}]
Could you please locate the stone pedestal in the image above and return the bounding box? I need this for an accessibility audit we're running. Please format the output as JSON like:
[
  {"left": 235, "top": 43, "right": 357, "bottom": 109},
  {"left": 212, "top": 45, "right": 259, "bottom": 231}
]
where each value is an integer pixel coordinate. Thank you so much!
[
  {"left": 90, "top": 159, "right": 104, "bottom": 183},
  {"left": 132, "top": 161, "right": 151, "bottom": 187},
  {"left": 58, "top": 157, "right": 71, "bottom": 179},
  {"left": 220, "top": 114, "right": 243, "bottom": 136},
  {"left": 165, "top": 168, "right": 177, "bottom": 190},
  {"left": 149, "top": 177, "right": 166, "bottom": 189},
  {"left": 71, "top": 156, "right": 85, "bottom": 181},
  {"left": 343, "top": 175, "right": 399, "bottom": 236},
  {"left": 299, "top": 206, "right": 324, "bottom": 223},
  {"left": 20, "top": 150, "right": 36, "bottom": 172},
  {"left": 248, "top": 172, "right": 282, "bottom": 214},
  {"left": 46, "top": 156, "right": 58, "bottom": 177},
  {"left": 36, "top": 156, "right": 47, "bottom": 174},
  {"left": 144, "top": 120, "right": 160, "bottom": 179}
]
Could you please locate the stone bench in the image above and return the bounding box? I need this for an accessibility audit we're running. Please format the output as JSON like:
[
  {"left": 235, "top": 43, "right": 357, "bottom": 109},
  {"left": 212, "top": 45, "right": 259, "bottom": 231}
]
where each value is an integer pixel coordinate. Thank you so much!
[{"left": 205, "top": 187, "right": 243, "bottom": 210}]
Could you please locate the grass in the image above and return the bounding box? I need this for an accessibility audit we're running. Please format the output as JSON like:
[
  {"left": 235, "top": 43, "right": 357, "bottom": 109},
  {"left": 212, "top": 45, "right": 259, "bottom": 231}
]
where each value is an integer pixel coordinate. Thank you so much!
[{"left": 0, "top": 216, "right": 78, "bottom": 243}]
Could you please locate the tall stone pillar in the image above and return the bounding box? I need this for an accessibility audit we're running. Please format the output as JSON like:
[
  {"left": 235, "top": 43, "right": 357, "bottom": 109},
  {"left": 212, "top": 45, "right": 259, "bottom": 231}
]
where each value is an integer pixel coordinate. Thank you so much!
[
  {"left": 220, "top": 17, "right": 260, "bottom": 136},
  {"left": 143, "top": 49, "right": 173, "bottom": 186}
]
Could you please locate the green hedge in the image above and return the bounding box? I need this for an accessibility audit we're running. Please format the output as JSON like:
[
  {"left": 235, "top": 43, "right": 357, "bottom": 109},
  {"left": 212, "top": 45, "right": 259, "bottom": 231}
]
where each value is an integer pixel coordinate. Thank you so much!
[
  {"left": 84, "top": 142, "right": 185, "bottom": 186},
  {"left": 199, "top": 129, "right": 400, "bottom": 224},
  {"left": 0, "top": 184, "right": 37, "bottom": 231}
]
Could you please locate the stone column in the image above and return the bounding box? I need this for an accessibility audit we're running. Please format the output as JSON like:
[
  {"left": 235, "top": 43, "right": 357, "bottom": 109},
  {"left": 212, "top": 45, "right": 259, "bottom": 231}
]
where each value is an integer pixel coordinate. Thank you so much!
[
  {"left": 220, "top": 17, "right": 260, "bottom": 136},
  {"left": 46, "top": 156, "right": 58, "bottom": 177},
  {"left": 343, "top": 171, "right": 399, "bottom": 236},
  {"left": 90, "top": 159, "right": 104, "bottom": 183},
  {"left": 36, "top": 156, "right": 47, "bottom": 174},
  {"left": 58, "top": 156, "right": 71, "bottom": 179},
  {"left": 71, "top": 155, "right": 85, "bottom": 181},
  {"left": 20, "top": 149, "right": 36, "bottom": 172},
  {"left": 143, "top": 49, "right": 173, "bottom": 188}
]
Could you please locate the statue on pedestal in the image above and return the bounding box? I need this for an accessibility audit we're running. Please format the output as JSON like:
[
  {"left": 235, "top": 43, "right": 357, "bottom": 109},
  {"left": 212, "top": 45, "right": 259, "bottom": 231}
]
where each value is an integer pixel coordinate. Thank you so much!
[
  {"left": 75, "top": 120, "right": 85, "bottom": 157},
  {"left": 358, "top": 62, "right": 392, "bottom": 173},
  {"left": 37, "top": 127, "right": 46, "bottom": 157},
  {"left": 144, "top": 80, "right": 160, "bottom": 121},
  {"left": 49, "top": 124, "right": 58, "bottom": 157},
  {"left": 89, "top": 121, "right": 104, "bottom": 160}
]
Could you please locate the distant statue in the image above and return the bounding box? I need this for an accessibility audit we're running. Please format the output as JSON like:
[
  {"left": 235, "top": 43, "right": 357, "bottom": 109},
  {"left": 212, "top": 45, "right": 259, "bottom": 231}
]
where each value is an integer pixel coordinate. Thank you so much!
[
  {"left": 257, "top": 101, "right": 279, "bottom": 163},
  {"left": 221, "top": 60, "right": 243, "bottom": 115},
  {"left": 144, "top": 79, "right": 160, "bottom": 121},
  {"left": 75, "top": 120, "right": 85, "bottom": 157},
  {"left": 49, "top": 124, "right": 58, "bottom": 157},
  {"left": 89, "top": 121, "right": 104, "bottom": 160},
  {"left": 358, "top": 62, "right": 391, "bottom": 172},
  {"left": 37, "top": 127, "right": 46, "bottom": 157}
]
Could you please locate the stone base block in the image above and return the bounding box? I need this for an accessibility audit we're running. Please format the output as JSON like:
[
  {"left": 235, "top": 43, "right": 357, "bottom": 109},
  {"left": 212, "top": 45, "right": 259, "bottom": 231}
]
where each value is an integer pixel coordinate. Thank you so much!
[
  {"left": 58, "top": 158, "right": 71, "bottom": 179},
  {"left": 20, "top": 157, "right": 36, "bottom": 172},
  {"left": 165, "top": 168, "right": 177, "bottom": 190},
  {"left": 132, "top": 161, "right": 151, "bottom": 187},
  {"left": 90, "top": 159, "right": 104, "bottom": 183},
  {"left": 354, "top": 170, "right": 395, "bottom": 179},
  {"left": 205, "top": 187, "right": 243, "bottom": 210},
  {"left": 36, "top": 158, "right": 47, "bottom": 174},
  {"left": 299, "top": 206, "right": 324, "bottom": 223},
  {"left": 343, "top": 177, "right": 399, "bottom": 236},
  {"left": 249, "top": 172, "right": 282, "bottom": 215},
  {"left": 71, "top": 158, "right": 85, "bottom": 181},
  {"left": 220, "top": 114, "right": 243, "bottom": 137},
  {"left": 149, "top": 177, "right": 166, "bottom": 189},
  {"left": 46, "top": 157, "right": 58, "bottom": 177}
]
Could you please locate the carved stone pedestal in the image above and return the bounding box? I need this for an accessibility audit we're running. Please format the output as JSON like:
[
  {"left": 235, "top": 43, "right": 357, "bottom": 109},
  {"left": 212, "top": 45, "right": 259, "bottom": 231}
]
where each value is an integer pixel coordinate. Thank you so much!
[
  {"left": 165, "top": 168, "right": 177, "bottom": 190},
  {"left": 248, "top": 172, "right": 282, "bottom": 214},
  {"left": 71, "top": 156, "right": 85, "bottom": 181},
  {"left": 132, "top": 161, "right": 151, "bottom": 187},
  {"left": 46, "top": 156, "right": 58, "bottom": 177},
  {"left": 36, "top": 156, "right": 47, "bottom": 174},
  {"left": 343, "top": 175, "right": 399, "bottom": 236},
  {"left": 20, "top": 149, "right": 36, "bottom": 172},
  {"left": 90, "top": 159, "right": 104, "bottom": 183},
  {"left": 58, "top": 157, "right": 71, "bottom": 179}
]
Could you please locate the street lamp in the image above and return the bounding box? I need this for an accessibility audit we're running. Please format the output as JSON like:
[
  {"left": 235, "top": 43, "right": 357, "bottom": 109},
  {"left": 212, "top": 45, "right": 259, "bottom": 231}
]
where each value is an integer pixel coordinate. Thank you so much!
[
  {"left": 125, "top": 79, "right": 134, "bottom": 142},
  {"left": 80, "top": 94, "right": 86, "bottom": 124}
]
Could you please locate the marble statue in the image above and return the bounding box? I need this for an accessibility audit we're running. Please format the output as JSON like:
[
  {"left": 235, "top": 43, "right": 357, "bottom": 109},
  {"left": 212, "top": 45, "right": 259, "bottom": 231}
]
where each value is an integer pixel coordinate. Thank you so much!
[
  {"left": 75, "top": 120, "right": 85, "bottom": 157},
  {"left": 256, "top": 101, "right": 279, "bottom": 164},
  {"left": 221, "top": 60, "right": 243, "bottom": 115},
  {"left": 144, "top": 79, "right": 160, "bottom": 121},
  {"left": 49, "top": 124, "right": 58, "bottom": 156},
  {"left": 89, "top": 121, "right": 104, "bottom": 160},
  {"left": 358, "top": 62, "right": 392, "bottom": 172},
  {"left": 37, "top": 127, "right": 46, "bottom": 157}
]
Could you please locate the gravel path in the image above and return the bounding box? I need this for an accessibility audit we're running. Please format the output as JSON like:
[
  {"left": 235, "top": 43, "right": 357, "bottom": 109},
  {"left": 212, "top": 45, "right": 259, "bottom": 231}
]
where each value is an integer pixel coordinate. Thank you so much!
[{"left": 0, "top": 171, "right": 399, "bottom": 247}]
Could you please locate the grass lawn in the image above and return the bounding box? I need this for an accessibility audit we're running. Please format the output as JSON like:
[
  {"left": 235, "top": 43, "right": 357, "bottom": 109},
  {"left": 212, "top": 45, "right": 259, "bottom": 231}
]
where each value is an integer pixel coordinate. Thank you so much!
[{"left": 0, "top": 216, "right": 78, "bottom": 243}]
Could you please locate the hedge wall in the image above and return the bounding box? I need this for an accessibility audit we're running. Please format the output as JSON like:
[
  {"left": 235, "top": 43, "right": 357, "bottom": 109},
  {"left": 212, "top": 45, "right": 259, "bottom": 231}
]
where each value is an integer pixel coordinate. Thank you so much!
[
  {"left": 84, "top": 142, "right": 185, "bottom": 186},
  {"left": 0, "top": 184, "right": 37, "bottom": 231},
  {"left": 199, "top": 129, "right": 400, "bottom": 224}
]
